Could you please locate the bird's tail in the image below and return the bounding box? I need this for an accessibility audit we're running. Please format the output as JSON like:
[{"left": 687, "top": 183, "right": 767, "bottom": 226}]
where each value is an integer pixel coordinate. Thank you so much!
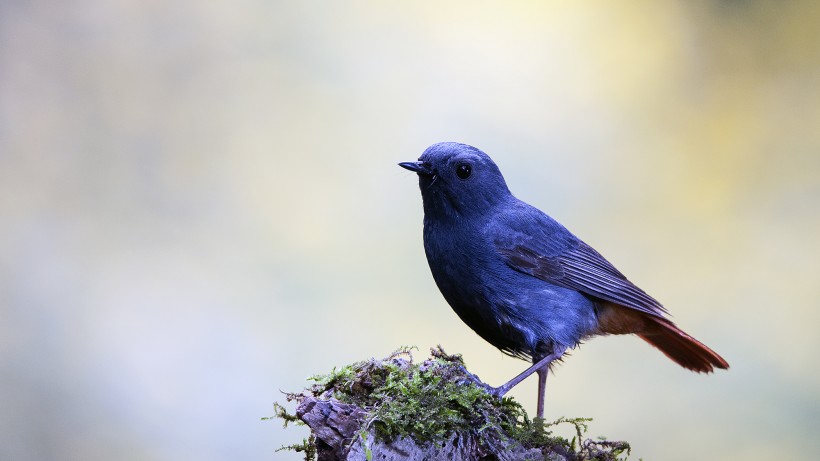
[{"left": 638, "top": 316, "right": 729, "bottom": 373}]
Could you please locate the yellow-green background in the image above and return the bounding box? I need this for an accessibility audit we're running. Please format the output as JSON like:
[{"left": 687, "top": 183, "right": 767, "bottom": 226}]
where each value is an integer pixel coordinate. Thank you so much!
[{"left": 1, "top": 1, "right": 818, "bottom": 460}]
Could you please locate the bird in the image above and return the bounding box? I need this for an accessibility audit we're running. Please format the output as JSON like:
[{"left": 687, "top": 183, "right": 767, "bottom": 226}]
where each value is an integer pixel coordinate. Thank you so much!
[{"left": 399, "top": 142, "right": 729, "bottom": 419}]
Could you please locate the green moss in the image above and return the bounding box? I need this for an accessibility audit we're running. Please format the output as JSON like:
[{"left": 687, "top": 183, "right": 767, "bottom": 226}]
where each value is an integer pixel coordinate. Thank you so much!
[
  {"left": 272, "top": 346, "right": 632, "bottom": 460},
  {"left": 262, "top": 402, "right": 301, "bottom": 428},
  {"left": 263, "top": 403, "right": 316, "bottom": 461},
  {"left": 274, "top": 435, "right": 317, "bottom": 461}
]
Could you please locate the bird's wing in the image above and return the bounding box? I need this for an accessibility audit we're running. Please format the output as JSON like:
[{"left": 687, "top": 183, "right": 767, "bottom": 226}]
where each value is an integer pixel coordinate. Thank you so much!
[{"left": 491, "top": 203, "right": 668, "bottom": 318}]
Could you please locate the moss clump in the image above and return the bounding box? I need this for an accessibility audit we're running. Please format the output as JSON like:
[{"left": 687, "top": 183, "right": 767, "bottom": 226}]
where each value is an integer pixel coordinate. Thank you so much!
[
  {"left": 263, "top": 403, "right": 316, "bottom": 460},
  {"left": 272, "top": 346, "right": 632, "bottom": 460}
]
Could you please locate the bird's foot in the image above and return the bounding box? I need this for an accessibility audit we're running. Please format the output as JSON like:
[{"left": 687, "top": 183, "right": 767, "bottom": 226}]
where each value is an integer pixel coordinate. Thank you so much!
[
  {"left": 454, "top": 365, "right": 500, "bottom": 395},
  {"left": 488, "top": 382, "right": 513, "bottom": 399}
]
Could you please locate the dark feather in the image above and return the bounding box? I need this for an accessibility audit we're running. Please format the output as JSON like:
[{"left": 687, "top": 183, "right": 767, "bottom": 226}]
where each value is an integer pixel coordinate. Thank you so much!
[{"left": 493, "top": 204, "right": 667, "bottom": 319}]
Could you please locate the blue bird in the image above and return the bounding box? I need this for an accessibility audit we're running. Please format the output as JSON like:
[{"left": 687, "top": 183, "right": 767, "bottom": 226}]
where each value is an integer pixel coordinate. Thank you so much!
[{"left": 400, "top": 142, "right": 728, "bottom": 418}]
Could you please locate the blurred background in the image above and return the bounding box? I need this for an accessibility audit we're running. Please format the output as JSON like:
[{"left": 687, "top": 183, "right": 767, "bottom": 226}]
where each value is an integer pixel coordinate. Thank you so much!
[{"left": 1, "top": 1, "right": 819, "bottom": 460}]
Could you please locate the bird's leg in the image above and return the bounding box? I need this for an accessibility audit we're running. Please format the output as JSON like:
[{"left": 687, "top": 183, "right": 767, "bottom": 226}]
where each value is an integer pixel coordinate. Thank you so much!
[
  {"left": 490, "top": 347, "right": 566, "bottom": 399},
  {"left": 536, "top": 365, "right": 548, "bottom": 419}
]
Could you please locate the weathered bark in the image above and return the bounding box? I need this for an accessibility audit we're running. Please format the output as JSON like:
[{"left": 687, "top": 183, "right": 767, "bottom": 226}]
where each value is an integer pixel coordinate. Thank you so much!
[
  {"left": 297, "top": 396, "right": 553, "bottom": 461},
  {"left": 296, "top": 397, "right": 367, "bottom": 460},
  {"left": 281, "top": 347, "right": 630, "bottom": 461}
]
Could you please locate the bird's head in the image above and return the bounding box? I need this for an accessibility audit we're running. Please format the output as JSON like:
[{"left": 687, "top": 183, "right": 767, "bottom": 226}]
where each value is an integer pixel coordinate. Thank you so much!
[{"left": 399, "top": 142, "right": 511, "bottom": 219}]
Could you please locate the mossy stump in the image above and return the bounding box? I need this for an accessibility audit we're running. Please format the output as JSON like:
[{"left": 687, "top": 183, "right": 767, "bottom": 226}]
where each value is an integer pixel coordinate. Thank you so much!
[{"left": 274, "top": 347, "right": 631, "bottom": 461}]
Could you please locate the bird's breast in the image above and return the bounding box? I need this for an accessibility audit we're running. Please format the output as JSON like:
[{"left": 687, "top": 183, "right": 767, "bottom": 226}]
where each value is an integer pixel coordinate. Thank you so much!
[{"left": 421, "top": 217, "right": 599, "bottom": 356}]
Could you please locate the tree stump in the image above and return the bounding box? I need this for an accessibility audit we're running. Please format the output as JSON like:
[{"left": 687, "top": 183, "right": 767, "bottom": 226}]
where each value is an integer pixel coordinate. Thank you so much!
[{"left": 277, "top": 347, "right": 630, "bottom": 461}]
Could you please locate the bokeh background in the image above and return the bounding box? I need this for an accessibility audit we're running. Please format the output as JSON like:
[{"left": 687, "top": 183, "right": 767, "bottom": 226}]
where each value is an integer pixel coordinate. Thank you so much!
[{"left": 2, "top": 1, "right": 819, "bottom": 460}]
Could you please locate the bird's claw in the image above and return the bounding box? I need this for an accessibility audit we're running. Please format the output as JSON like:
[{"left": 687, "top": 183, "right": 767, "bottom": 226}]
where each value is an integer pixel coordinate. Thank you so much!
[{"left": 455, "top": 365, "right": 500, "bottom": 396}]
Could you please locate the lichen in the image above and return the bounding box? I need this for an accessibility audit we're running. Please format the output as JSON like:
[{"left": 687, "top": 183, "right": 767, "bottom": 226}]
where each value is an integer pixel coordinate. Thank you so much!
[{"left": 270, "top": 346, "right": 632, "bottom": 460}]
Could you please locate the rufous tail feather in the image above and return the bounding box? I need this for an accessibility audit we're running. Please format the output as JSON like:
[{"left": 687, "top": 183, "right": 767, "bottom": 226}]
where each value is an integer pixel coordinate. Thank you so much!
[{"left": 638, "top": 317, "right": 729, "bottom": 372}]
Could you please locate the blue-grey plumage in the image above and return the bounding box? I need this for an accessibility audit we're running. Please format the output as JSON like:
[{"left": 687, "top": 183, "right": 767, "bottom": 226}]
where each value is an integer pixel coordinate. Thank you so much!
[
  {"left": 422, "top": 194, "right": 599, "bottom": 361},
  {"left": 400, "top": 142, "right": 728, "bottom": 418}
]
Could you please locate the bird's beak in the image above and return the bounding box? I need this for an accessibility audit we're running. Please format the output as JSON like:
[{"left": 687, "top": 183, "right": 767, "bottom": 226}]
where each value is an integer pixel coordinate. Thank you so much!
[{"left": 399, "top": 161, "right": 434, "bottom": 178}]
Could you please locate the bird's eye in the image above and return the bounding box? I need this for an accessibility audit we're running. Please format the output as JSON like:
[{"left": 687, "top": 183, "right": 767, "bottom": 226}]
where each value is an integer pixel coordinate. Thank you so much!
[{"left": 456, "top": 163, "right": 472, "bottom": 180}]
